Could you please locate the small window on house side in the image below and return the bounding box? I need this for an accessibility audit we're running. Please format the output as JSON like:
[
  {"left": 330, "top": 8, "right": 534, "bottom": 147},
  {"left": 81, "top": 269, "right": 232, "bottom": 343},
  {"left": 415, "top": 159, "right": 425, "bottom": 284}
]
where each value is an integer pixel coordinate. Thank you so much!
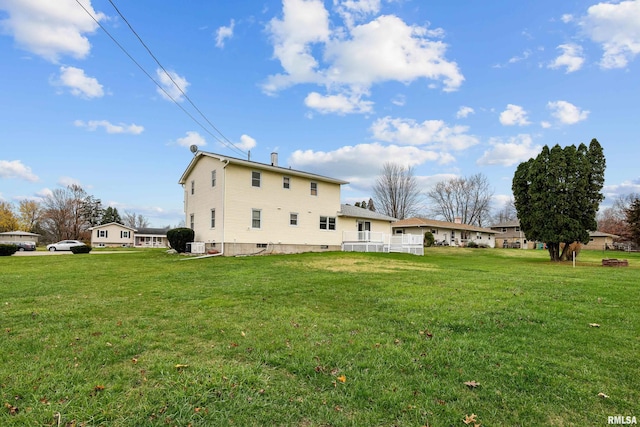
[
  {"left": 191, "top": 180, "right": 195, "bottom": 195},
  {"left": 310, "top": 182, "right": 318, "bottom": 196},
  {"left": 290, "top": 213, "right": 298, "bottom": 226},
  {"left": 252, "top": 171, "right": 261, "bottom": 188},
  {"left": 211, "top": 209, "right": 216, "bottom": 228},
  {"left": 211, "top": 170, "right": 216, "bottom": 187},
  {"left": 190, "top": 214, "right": 194, "bottom": 230},
  {"left": 283, "top": 177, "right": 290, "bottom": 189},
  {"left": 252, "top": 209, "right": 261, "bottom": 229}
]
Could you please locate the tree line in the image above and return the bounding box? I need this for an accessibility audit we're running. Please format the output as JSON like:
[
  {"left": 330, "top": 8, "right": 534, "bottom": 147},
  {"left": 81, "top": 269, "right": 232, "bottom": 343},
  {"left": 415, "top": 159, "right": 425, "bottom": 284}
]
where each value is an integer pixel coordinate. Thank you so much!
[
  {"left": 0, "top": 184, "right": 153, "bottom": 244},
  {"left": 370, "top": 138, "right": 640, "bottom": 261}
]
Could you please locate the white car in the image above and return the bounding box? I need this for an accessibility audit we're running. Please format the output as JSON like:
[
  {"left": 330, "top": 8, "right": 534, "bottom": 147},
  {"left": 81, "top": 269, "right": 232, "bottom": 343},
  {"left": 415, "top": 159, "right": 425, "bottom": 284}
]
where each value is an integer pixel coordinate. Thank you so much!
[{"left": 47, "top": 240, "right": 85, "bottom": 251}]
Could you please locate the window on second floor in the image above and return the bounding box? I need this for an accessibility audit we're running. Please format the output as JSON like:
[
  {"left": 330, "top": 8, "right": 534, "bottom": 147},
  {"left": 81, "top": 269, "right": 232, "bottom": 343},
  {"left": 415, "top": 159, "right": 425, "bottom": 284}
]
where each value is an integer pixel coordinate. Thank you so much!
[
  {"left": 121, "top": 231, "right": 130, "bottom": 238},
  {"left": 190, "top": 214, "right": 194, "bottom": 230},
  {"left": 310, "top": 182, "right": 318, "bottom": 196},
  {"left": 283, "top": 176, "right": 290, "bottom": 189},
  {"left": 290, "top": 213, "right": 298, "bottom": 226},
  {"left": 98, "top": 230, "right": 108, "bottom": 238},
  {"left": 211, "top": 209, "right": 216, "bottom": 228},
  {"left": 211, "top": 170, "right": 216, "bottom": 187},
  {"left": 252, "top": 171, "right": 261, "bottom": 188},
  {"left": 191, "top": 180, "right": 195, "bottom": 195}
]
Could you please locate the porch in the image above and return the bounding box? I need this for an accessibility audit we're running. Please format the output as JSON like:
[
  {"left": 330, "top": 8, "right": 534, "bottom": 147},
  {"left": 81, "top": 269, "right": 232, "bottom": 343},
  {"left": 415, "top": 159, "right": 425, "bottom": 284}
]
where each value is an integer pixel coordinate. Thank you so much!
[{"left": 341, "top": 231, "right": 424, "bottom": 255}]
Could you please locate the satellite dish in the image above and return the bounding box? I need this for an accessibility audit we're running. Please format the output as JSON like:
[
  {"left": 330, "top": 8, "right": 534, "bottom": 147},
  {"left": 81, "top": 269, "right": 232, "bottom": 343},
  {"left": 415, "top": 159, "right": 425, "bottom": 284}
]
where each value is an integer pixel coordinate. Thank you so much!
[{"left": 189, "top": 145, "right": 198, "bottom": 154}]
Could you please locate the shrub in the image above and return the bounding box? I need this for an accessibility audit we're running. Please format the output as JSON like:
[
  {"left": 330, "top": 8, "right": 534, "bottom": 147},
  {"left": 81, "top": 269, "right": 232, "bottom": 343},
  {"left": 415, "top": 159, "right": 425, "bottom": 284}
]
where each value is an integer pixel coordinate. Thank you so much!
[
  {"left": 0, "top": 244, "right": 18, "bottom": 256},
  {"left": 423, "top": 231, "right": 435, "bottom": 247},
  {"left": 70, "top": 245, "right": 92, "bottom": 254},
  {"left": 167, "top": 228, "right": 195, "bottom": 253},
  {"left": 466, "top": 241, "right": 478, "bottom": 248}
]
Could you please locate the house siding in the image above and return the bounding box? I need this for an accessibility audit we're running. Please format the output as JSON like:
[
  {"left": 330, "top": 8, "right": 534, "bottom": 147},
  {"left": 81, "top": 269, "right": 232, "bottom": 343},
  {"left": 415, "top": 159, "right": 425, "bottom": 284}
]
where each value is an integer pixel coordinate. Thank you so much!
[{"left": 90, "top": 223, "right": 135, "bottom": 247}]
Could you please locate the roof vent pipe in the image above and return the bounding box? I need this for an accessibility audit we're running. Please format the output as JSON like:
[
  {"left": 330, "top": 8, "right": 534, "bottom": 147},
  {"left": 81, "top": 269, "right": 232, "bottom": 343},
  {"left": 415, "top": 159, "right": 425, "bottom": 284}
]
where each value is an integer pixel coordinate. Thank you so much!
[{"left": 271, "top": 152, "right": 278, "bottom": 166}]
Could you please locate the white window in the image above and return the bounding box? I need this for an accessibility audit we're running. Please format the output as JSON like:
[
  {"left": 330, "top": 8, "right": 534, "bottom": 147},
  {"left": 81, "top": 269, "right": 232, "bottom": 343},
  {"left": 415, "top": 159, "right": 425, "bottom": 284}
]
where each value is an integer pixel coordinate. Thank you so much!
[
  {"left": 98, "top": 230, "right": 108, "bottom": 238},
  {"left": 252, "top": 209, "right": 261, "bottom": 229},
  {"left": 191, "top": 180, "right": 195, "bottom": 195},
  {"left": 121, "top": 231, "right": 130, "bottom": 238},
  {"left": 211, "top": 209, "right": 216, "bottom": 228},
  {"left": 310, "top": 182, "right": 318, "bottom": 196},
  {"left": 190, "top": 214, "right": 194, "bottom": 230},
  {"left": 290, "top": 213, "right": 298, "bottom": 226},
  {"left": 283, "top": 176, "right": 290, "bottom": 189},
  {"left": 211, "top": 170, "right": 217, "bottom": 187},
  {"left": 252, "top": 171, "right": 261, "bottom": 188},
  {"left": 319, "top": 216, "right": 335, "bottom": 230}
]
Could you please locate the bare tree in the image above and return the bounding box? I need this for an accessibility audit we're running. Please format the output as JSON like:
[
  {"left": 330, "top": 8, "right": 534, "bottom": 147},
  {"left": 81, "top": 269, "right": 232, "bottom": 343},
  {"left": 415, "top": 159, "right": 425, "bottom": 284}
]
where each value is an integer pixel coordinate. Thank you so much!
[
  {"left": 373, "top": 162, "right": 422, "bottom": 220},
  {"left": 427, "top": 173, "right": 494, "bottom": 226},
  {"left": 41, "top": 184, "right": 97, "bottom": 242},
  {"left": 598, "top": 193, "right": 640, "bottom": 240},
  {"left": 123, "top": 211, "right": 150, "bottom": 229},
  {"left": 492, "top": 198, "right": 518, "bottom": 225}
]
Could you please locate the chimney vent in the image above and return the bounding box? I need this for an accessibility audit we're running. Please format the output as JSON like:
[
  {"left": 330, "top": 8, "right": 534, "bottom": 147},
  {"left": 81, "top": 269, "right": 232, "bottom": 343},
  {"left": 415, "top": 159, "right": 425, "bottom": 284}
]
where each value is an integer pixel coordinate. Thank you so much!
[{"left": 271, "top": 152, "right": 278, "bottom": 166}]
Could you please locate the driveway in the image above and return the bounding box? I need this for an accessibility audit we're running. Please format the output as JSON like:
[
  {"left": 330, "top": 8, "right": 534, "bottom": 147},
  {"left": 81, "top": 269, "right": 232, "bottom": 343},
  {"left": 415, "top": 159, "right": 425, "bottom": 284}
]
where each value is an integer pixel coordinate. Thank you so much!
[{"left": 13, "top": 250, "right": 132, "bottom": 256}]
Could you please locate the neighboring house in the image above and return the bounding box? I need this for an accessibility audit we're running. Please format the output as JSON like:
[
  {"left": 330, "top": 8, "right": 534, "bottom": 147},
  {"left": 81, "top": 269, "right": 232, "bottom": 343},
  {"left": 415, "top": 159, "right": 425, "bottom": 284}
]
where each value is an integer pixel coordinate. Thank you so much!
[
  {"left": 89, "top": 223, "right": 169, "bottom": 248},
  {"left": 134, "top": 227, "right": 170, "bottom": 248},
  {"left": 392, "top": 217, "right": 498, "bottom": 248},
  {"left": 490, "top": 220, "right": 535, "bottom": 249},
  {"left": 89, "top": 223, "right": 136, "bottom": 247},
  {"left": 0, "top": 231, "right": 40, "bottom": 245},
  {"left": 178, "top": 150, "right": 410, "bottom": 256},
  {"left": 582, "top": 231, "right": 619, "bottom": 251},
  {"left": 491, "top": 220, "right": 619, "bottom": 250}
]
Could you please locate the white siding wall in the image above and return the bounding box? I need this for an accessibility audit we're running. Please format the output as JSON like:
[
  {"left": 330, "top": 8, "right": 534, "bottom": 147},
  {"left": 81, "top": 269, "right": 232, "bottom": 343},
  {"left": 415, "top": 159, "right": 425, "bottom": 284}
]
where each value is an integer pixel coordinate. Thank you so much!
[
  {"left": 183, "top": 157, "right": 225, "bottom": 245},
  {"left": 91, "top": 224, "right": 135, "bottom": 247}
]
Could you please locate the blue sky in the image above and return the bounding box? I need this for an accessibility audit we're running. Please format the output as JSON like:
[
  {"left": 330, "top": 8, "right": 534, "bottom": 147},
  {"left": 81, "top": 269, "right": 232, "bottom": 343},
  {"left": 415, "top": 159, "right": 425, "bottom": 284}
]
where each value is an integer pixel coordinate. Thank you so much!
[{"left": 1, "top": 0, "right": 639, "bottom": 227}]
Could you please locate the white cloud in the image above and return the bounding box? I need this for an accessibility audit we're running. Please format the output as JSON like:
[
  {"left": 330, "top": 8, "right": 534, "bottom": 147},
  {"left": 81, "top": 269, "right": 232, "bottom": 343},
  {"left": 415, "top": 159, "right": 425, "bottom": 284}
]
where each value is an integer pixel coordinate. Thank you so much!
[
  {"left": 0, "top": 0, "right": 105, "bottom": 62},
  {"left": 264, "top": 1, "right": 463, "bottom": 111},
  {"left": 499, "top": 104, "right": 531, "bottom": 126},
  {"left": 508, "top": 49, "right": 532, "bottom": 64},
  {"left": 547, "top": 100, "right": 589, "bottom": 124},
  {"left": 56, "top": 66, "right": 104, "bottom": 98},
  {"left": 156, "top": 68, "right": 190, "bottom": 102},
  {"left": 477, "top": 134, "right": 543, "bottom": 167},
  {"left": 215, "top": 19, "right": 235, "bottom": 48},
  {"left": 580, "top": 0, "right": 640, "bottom": 69},
  {"left": 371, "top": 116, "right": 479, "bottom": 151},
  {"left": 304, "top": 91, "right": 374, "bottom": 114},
  {"left": 456, "top": 106, "right": 475, "bottom": 119},
  {"left": 36, "top": 188, "right": 53, "bottom": 199},
  {"left": 561, "top": 14, "right": 574, "bottom": 23},
  {"left": 289, "top": 142, "right": 445, "bottom": 180},
  {"left": 0, "top": 160, "right": 38, "bottom": 182},
  {"left": 237, "top": 134, "right": 257, "bottom": 152},
  {"left": 334, "top": 0, "right": 381, "bottom": 28},
  {"left": 391, "top": 94, "right": 406, "bottom": 106},
  {"left": 548, "top": 43, "right": 585, "bottom": 73},
  {"left": 540, "top": 121, "right": 552, "bottom": 129},
  {"left": 74, "top": 120, "right": 144, "bottom": 134},
  {"left": 175, "top": 131, "right": 206, "bottom": 148}
]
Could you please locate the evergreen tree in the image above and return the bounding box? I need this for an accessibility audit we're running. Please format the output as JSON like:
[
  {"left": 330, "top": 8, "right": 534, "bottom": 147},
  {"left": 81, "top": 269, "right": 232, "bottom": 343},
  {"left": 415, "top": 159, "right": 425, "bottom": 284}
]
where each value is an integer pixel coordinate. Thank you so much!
[
  {"left": 512, "top": 139, "right": 605, "bottom": 261},
  {"left": 367, "top": 198, "right": 375, "bottom": 212},
  {"left": 626, "top": 198, "right": 640, "bottom": 247},
  {"left": 101, "top": 206, "right": 123, "bottom": 225}
]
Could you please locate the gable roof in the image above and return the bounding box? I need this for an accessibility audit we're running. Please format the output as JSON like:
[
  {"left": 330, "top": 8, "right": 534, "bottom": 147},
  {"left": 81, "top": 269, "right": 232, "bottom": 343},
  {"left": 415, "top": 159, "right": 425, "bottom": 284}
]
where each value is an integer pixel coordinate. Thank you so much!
[
  {"left": 392, "top": 217, "right": 498, "bottom": 234},
  {"left": 490, "top": 220, "right": 520, "bottom": 228},
  {"left": 88, "top": 222, "right": 137, "bottom": 232},
  {"left": 338, "top": 204, "right": 397, "bottom": 222},
  {"left": 179, "top": 151, "right": 349, "bottom": 185}
]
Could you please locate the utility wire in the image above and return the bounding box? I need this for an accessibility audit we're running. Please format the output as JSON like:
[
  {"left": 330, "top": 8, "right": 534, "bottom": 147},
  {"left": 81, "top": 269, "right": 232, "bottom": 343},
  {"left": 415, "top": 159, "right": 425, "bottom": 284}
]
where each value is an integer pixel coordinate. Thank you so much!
[{"left": 74, "top": 0, "right": 246, "bottom": 158}]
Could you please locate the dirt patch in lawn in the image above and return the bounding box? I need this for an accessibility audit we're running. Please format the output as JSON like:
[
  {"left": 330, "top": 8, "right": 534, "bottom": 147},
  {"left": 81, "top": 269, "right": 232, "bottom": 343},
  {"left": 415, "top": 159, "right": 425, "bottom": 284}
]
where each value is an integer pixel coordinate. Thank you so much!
[{"left": 277, "top": 257, "right": 438, "bottom": 273}]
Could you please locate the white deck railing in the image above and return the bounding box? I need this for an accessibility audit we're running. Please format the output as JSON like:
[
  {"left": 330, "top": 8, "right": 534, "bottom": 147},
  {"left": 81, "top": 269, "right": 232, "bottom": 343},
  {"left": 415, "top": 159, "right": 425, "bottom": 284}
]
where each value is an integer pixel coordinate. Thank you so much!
[{"left": 342, "top": 232, "right": 423, "bottom": 255}]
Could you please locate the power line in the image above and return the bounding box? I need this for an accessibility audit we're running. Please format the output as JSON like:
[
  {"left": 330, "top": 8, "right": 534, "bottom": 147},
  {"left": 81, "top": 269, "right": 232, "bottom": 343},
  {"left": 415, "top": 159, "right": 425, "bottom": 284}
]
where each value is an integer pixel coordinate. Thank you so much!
[{"left": 74, "top": 0, "right": 247, "bottom": 157}]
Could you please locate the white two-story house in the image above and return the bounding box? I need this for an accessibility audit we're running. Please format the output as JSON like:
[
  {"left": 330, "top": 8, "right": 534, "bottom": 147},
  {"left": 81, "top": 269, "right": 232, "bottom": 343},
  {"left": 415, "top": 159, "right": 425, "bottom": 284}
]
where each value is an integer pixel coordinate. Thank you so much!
[{"left": 179, "top": 151, "right": 400, "bottom": 256}]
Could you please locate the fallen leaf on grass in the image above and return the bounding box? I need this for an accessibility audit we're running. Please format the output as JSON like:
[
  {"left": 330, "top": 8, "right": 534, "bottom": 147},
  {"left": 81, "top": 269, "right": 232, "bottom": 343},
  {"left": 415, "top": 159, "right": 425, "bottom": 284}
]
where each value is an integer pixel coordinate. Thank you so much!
[
  {"left": 175, "top": 364, "right": 189, "bottom": 369},
  {"left": 589, "top": 323, "right": 600, "bottom": 328},
  {"left": 464, "top": 381, "right": 480, "bottom": 388},
  {"left": 94, "top": 385, "right": 105, "bottom": 392},
  {"left": 337, "top": 375, "right": 346, "bottom": 383},
  {"left": 597, "top": 392, "right": 609, "bottom": 398},
  {"left": 4, "top": 402, "right": 19, "bottom": 415},
  {"left": 463, "top": 413, "right": 477, "bottom": 424}
]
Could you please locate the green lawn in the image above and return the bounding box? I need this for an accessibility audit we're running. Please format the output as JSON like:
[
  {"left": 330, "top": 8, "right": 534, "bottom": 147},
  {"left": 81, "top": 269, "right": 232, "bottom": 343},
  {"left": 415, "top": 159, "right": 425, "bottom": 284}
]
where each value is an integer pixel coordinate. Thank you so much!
[{"left": 1, "top": 248, "right": 638, "bottom": 426}]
